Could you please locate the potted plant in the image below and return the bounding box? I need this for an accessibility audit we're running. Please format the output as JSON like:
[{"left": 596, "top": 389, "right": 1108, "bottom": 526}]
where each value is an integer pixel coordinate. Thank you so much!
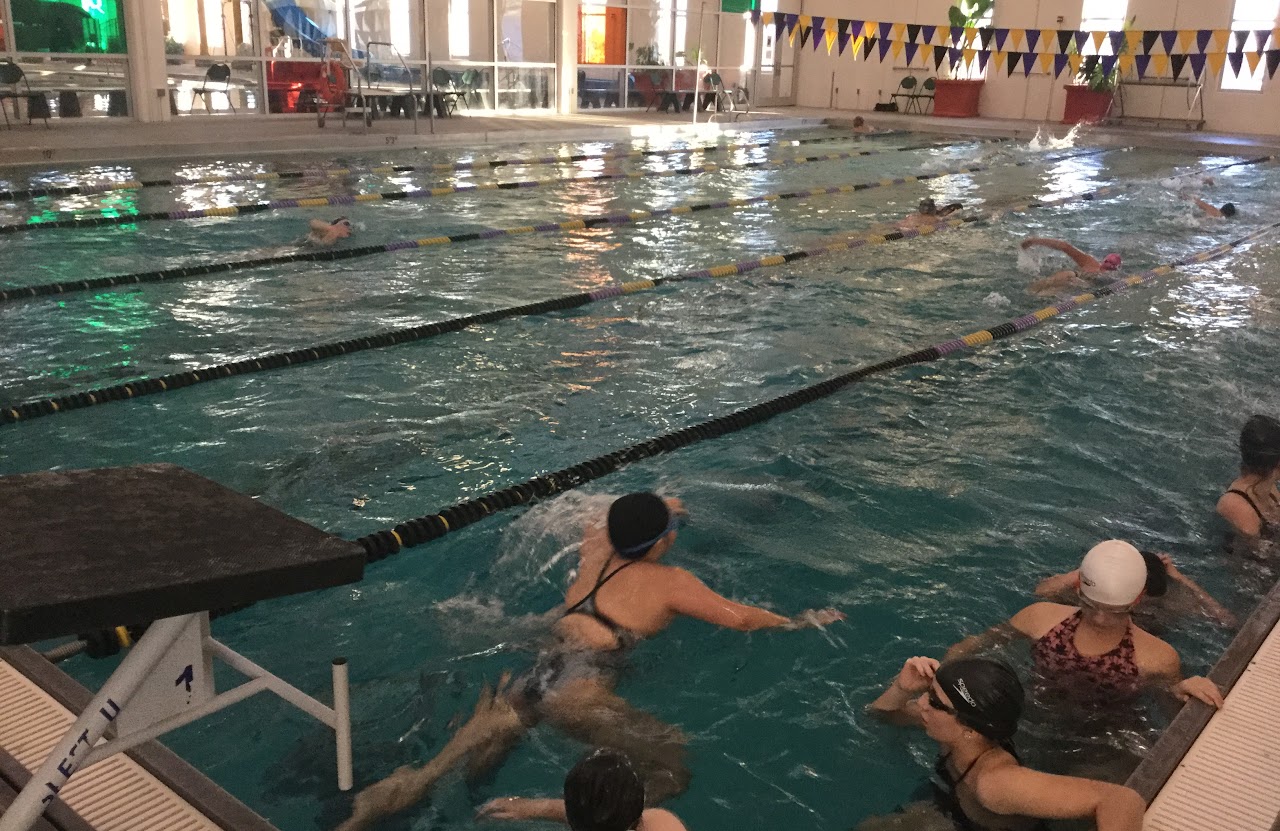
[
  {"left": 1062, "top": 16, "right": 1132, "bottom": 124},
  {"left": 932, "top": 0, "right": 994, "bottom": 117}
]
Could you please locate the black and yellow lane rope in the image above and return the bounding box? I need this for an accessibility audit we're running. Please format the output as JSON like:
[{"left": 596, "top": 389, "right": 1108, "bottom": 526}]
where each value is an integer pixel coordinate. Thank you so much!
[
  {"left": 0, "top": 170, "right": 1124, "bottom": 427},
  {"left": 0, "top": 145, "right": 1101, "bottom": 307},
  {"left": 353, "top": 221, "right": 1280, "bottom": 561},
  {"left": 0, "top": 137, "right": 1001, "bottom": 235},
  {"left": 0, "top": 129, "right": 911, "bottom": 203}
]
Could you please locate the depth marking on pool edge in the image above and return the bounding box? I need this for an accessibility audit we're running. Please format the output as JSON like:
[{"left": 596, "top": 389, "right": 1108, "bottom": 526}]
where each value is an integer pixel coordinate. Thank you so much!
[
  {"left": 352, "top": 220, "right": 1280, "bottom": 561},
  {"left": 0, "top": 134, "right": 989, "bottom": 234},
  {"left": 0, "top": 153, "right": 1126, "bottom": 426},
  {"left": 0, "top": 143, "right": 1096, "bottom": 305}
]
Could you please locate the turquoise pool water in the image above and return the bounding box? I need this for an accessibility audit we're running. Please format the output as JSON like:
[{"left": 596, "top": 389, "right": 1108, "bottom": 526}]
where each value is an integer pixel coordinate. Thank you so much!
[{"left": 2, "top": 128, "right": 1278, "bottom": 831}]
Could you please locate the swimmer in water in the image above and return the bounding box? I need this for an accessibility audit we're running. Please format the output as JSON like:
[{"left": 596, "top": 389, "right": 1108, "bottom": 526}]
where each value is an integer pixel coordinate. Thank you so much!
[
  {"left": 1218, "top": 414, "right": 1280, "bottom": 546},
  {"left": 865, "top": 657, "right": 1146, "bottom": 831},
  {"left": 852, "top": 116, "right": 875, "bottom": 134},
  {"left": 944, "top": 541, "right": 1224, "bottom": 712},
  {"left": 1184, "top": 194, "right": 1238, "bottom": 219},
  {"left": 478, "top": 749, "right": 688, "bottom": 830},
  {"left": 1035, "top": 550, "right": 1235, "bottom": 627},
  {"left": 336, "top": 493, "right": 843, "bottom": 831},
  {"left": 1020, "top": 237, "right": 1123, "bottom": 296},
  {"left": 306, "top": 216, "right": 353, "bottom": 247},
  {"left": 899, "top": 198, "right": 965, "bottom": 229}
]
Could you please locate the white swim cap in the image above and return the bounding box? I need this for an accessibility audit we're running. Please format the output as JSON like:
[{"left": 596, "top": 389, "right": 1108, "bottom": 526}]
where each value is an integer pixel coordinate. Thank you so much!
[{"left": 1078, "top": 540, "right": 1146, "bottom": 606}]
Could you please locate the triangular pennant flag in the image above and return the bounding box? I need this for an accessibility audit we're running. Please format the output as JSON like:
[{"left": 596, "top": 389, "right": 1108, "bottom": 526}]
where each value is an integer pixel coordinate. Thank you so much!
[
  {"left": 1074, "top": 31, "right": 1089, "bottom": 52},
  {"left": 1135, "top": 54, "right": 1151, "bottom": 78},
  {"left": 1188, "top": 53, "right": 1207, "bottom": 79},
  {"left": 1091, "top": 31, "right": 1106, "bottom": 52},
  {"left": 1008, "top": 29, "right": 1024, "bottom": 50},
  {"left": 863, "top": 36, "right": 877, "bottom": 59},
  {"left": 1208, "top": 51, "right": 1226, "bottom": 75},
  {"left": 783, "top": 13, "right": 798, "bottom": 34},
  {"left": 978, "top": 50, "right": 990, "bottom": 74},
  {"left": 1038, "top": 52, "right": 1053, "bottom": 74},
  {"left": 1054, "top": 53, "right": 1070, "bottom": 77},
  {"left": 1068, "top": 53, "right": 1084, "bottom": 74},
  {"left": 879, "top": 37, "right": 893, "bottom": 61},
  {"left": 878, "top": 21, "right": 892, "bottom": 41},
  {"left": 749, "top": 8, "right": 760, "bottom": 25},
  {"left": 1142, "top": 31, "right": 1159, "bottom": 54},
  {"left": 1058, "top": 30, "right": 1074, "bottom": 54},
  {"left": 1042, "top": 30, "right": 1056, "bottom": 52},
  {"left": 798, "top": 26, "right": 810, "bottom": 48},
  {"left": 907, "top": 24, "right": 921, "bottom": 44},
  {"left": 950, "top": 26, "right": 964, "bottom": 45},
  {"left": 1211, "top": 30, "right": 1230, "bottom": 52},
  {"left": 837, "top": 18, "right": 850, "bottom": 36},
  {"left": 890, "top": 39, "right": 904, "bottom": 60},
  {"left": 863, "top": 21, "right": 877, "bottom": 38},
  {"left": 1170, "top": 53, "right": 1187, "bottom": 79},
  {"left": 1126, "top": 30, "right": 1142, "bottom": 53},
  {"left": 1007, "top": 51, "right": 1021, "bottom": 77},
  {"left": 1024, "top": 28, "right": 1040, "bottom": 53},
  {"left": 760, "top": 11, "right": 773, "bottom": 25},
  {"left": 1108, "top": 31, "right": 1124, "bottom": 54},
  {"left": 904, "top": 41, "right": 920, "bottom": 65},
  {"left": 1176, "top": 30, "right": 1195, "bottom": 53},
  {"left": 788, "top": 26, "right": 797, "bottom": 46},
  {"left": 772, "top": 15, "right": 785, "bottom": 41},
  {"left": 1195, "top": 30, "right": 1213, "bottom": 54},
  {"left": 797, "top": 15, "right": 811, "bottom": 28},
  {"left": 1233, "top": 30, "right": 1249, "bottom": 53},
  {"left": 963, "top": 47, "right": 977, "bottom": 67},
  {"left": 1245, "top": 50, "right": 1261, "bottom": 74},
  {"left": 949, "top": 47, "right": 963, "bottom": 67},
  {"left": 1100, "top": 55, "right": 1117, "bottom": 77},
  {"left": 978, "top": 27, "right": 994, "bottom": 50},
  {"left": 933, "top": 45, "right": 948, "bottom": 69},
  {"left": 994, "top": 28, "right": 1009, "bottom": 52},
  {"left": 1152, "top": 54, "right": 1170, "bottom": 76},
  {"left": 891, "top": 23, "right": 906, "bottom": 43},
  {"left": 963, "top": 27, "right": 978, "bottom": 47},
  {"left": 1159, "top": 31, "right": 1177, "bottom": 54},
  {"left": 1081, "top": 55, "right": 1099, "bottom": 79},
  {"left": 1255, "top": 30, "right": 1272, "bottom": 53},
  {"left": 1266, "top": 49, "right": 1280, "bottom": 79},
  {"left": 1022, "top": 52, "right": 1036, "bottom": 76},
  {"left": 921, "top": 25, "right": 937, "bottom": 45},
  {"left": 1118, "top": 54, "right": 1134, "bottom": 76},
  {"left": 825, "top": 29, "right": 838, "bottom": 55},
  {"left": 837, "top": 31, "right": 853, "bottom": 55},
  {"left": 810, "top": 16, "right": 824, "bottom": 36}
]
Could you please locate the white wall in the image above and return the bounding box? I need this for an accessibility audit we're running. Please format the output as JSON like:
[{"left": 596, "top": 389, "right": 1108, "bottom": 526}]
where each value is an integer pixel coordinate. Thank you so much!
[{"left": 792, "top": 0, "right": 1280, "bottom": 136}]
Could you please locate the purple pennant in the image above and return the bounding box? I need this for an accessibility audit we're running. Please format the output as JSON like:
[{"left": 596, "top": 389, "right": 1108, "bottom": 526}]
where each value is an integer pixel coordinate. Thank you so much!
[
  {"left": 783, "top": 13, "right": 798, "bottom": 34},
  {"left": 977, "top": 50, "right": 989, "bottom": 73},
  {"left": 993, "top": 28, "right": 1009, "bottom": 51},
  {"left": 1233, "top": 30, "right": 1248, "bottom": 53},
  {"left": 1022, "top": 52, "right": 1037, "bottom": 76},
  {"left": 1025, "top": 29, "right": 1040, "bottom": 53},
  {"left": 1100, "top": 55, "right": 1117, "bottom": 76},
  {"left": 1108, "top": 31, "right": 1124, "bottom": 53},
  {"left": 950, "top": 46, "right": 964, "bottom": 66},
  {"left": 1267, "top": 49, "right": 1280, "bottom": 79},
  {"left": 1227, "top": 51, "right": 1244, "bottom": 76},
  {"left": 837, "top": 31, "right": 852, "bottom": 55},
  {"left": 773, "top": 16, "right": 786, "bottom": 40},
  {"left": 1134, "top": 54, "right": 1151, "bottom": 78},
  {"left": 879, "top": 21, "right": 893, "bottom": 40},
  {"left": 921, "top": 24, "right": 937, "bottom": 45},
  {"left": 1159, "top": 30, "right": 1178, "bottom": 54},
  {"left": 1195, "top": 30, "right": 1213, "bottom": 53},
  {"left": 811, "top": 16, "right": 824, "bottom": 34},
  {"left": 1054, "top": 53, "right": 1071, "bottom": 77},
  {"left": 1255, "top": 30, "right": 1272, "bottom": 53},
  {"left": 749, "top": 8, "right": 760, "bottom": 24},
  {"left": 847, "top": 19, "right": 862, "bottom": 38},
  {"left": 1188, "top": 53, "right": 1207, "bottom": 79},
  {"left": 904, "top": 42, "right": 920, "bottom": 64},
  {"left": 813, "top": 26, "right": 825, "bottom": 51},
  {"left": 878, "top": 37, "right": 892, "bottom": 61},
  {"left": 950, "top": 26, "right": 964, "bottom": 45},
  {"left": 1074, "top": 31, "right": 1089, "bottom": 51}
]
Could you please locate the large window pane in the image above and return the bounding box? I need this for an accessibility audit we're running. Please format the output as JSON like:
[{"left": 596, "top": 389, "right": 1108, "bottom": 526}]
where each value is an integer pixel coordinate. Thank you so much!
[
  {"left": 579, "top": 2, "right": 627, "bottom": 65},
  {"left": 628, "top": 2, "right": 672, "bottom": 66},
  {"left": 164, "top": 0, "right": 260, "bottom": 57},
  {"left": 10, "top": 55, "right": 130, "bottom": 117},
  {"left": 166, "top": 57, "right": 263, "bottom": 113},
  {"left": 679, "top": 9, "right": 716, "bottom": 66},
  {"left": 499, "top": 0, "right": 554, "bottom": 63},
  {"left": 497, "top": 63, "right": 552, "bottom": 107},
  {"left": 352, "top": 0, "right": 424, "bottom": 59},
  {"left": 427, "top": 0, "right": 492, "bottom": 60},
  {"left": 12, "top": 0, "right": 128, "bottom": 53},
  {"left": 262, "top": 0, "right": 344, "bottom": 58},
  {"left": 719, "top": 11, "right": 748, "bottom": 70}
]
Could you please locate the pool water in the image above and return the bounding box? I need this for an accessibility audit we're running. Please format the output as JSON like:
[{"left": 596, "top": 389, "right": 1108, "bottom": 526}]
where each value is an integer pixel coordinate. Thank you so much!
[{"left": 2, "top": 127, "right": 1279, "bottom": 831}]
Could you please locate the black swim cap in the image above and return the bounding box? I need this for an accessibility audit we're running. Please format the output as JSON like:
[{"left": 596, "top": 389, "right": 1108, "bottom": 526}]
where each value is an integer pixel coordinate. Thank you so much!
[
  {"left": 607, "top": 493, "right": 672, "bottom": 559},
  {"left": 934, "top": 659, "right": 1024, "bottom": 743},
  {"left": 1220, "top": 203, "right": 1237, "bottom": 218},
  {"left": 1139, "top": 550, "right": 1168, "bottom": 598},
  {"left": 919, "top": 198, "right": 938, "bottom": 214},
  {"left": 1240, "top": 415, "right": 1280, "bottom": 476},
  {"left": 564, "top": 749, "right": 645, "bottom": 831}
]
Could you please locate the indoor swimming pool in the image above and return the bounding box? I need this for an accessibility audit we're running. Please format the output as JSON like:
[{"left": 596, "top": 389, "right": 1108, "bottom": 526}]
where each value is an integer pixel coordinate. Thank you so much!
[{"left": 2, "top": 126, "right": 1278, "bottom": 830}]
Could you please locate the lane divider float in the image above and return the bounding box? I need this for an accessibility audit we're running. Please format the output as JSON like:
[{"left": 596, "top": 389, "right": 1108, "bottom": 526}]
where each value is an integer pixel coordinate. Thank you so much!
[
  {"left": 0, "top": 138, "right": 1003, "bottom": 235},
  {"left": 0, "top": 145, "right": 1099, "bottom": 306},
  {"left": 0, "top": 130, "right": 909, "bottom": 203},
  {"left": 353, "top": 221, "right": 1280, "bottom": 560}
]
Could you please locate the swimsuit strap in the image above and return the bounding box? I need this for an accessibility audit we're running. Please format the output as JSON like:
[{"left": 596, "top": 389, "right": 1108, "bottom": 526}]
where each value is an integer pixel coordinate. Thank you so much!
[
  {"left": 1227, "top": 488, "right": 1267, "bottom": 521},
  {"left": 952, "top": 747, "right": 996, "bottom": 786}
]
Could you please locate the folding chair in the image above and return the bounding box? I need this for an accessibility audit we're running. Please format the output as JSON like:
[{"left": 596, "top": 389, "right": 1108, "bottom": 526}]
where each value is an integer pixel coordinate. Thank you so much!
[
  {"left": 430, "top": 66, "right": 460, "bottom": 116},
  {"left": 196, "top": 63, "right": 236, "bottom": 113},
  {"left": 917, "top": 77, "right": 936, "bottom": 113},
  {"left": 0, "top": 60, "right": 47, "bottom": 129},
  {"left": 889, "top": 76, "right": 918, "bottom": 113}
]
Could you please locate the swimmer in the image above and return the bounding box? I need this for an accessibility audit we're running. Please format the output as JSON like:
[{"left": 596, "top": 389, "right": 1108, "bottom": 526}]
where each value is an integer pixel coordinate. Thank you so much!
[
  {"left": 899, "top": 198, "right": 965, "bottom": 229},
  {"left": 1184, "top": 194, "right": 1238, "bottom": 219},
  {"left": 1020, "top": 237, "right": 1122, "bottom": 296},
  {"left": 478, "top": 748, "right": 688, "bottom": 830},
  {"left": 865, "top": 657, "right": 1146, "bottom": 831},
  {"left": 1036, "top": 550, "right": 1235, "bottom": 627},
  {"left": 852, "top": 116, "right": 875, "bottom": 134},
  {"left": 306, "top": 216, "right": 353, "bottom": 247},
  {"left": 336, "top": 493, "right": 843, "bottom": 831},
  {"left": 944, "top": 541, "right": 1225, "bottom": 712},
  {"left": 1218, "top": 415, "right": 1280, "bottom": 545}
]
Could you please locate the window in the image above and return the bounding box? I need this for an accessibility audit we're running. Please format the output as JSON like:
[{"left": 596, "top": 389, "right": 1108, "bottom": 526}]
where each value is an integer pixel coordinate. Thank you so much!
[
  {"left": 1223, "top": 0, "right": 1279, "bottom": 90},
  {"left": 1080, "top": 0, "right": 1128, "bottom": 55}
]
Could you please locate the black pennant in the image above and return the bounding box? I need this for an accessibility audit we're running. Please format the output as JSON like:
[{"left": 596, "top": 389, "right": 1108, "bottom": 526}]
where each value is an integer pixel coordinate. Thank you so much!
[
  {"left": 1233, "top": 30, "right": 1249, "bottom": 53},
  {"left": 837, "top": 18, "right": 850, "bottom": 36},
  {"left": 1170, "top": 53, "right": 1187, "bottom": 79},
  {"left": 799, "top": 26, "right": 811, "bottom": 48},
  {"left": 1267, "top": 49, "right": 1280, "bottom": 79},
  {"left": 1007, "top": 51, "right": 1021, "bottom": 77},
  {"left": 863, "top": 36, "right": 877, "bottom": 59},
  {"left": 933, "top": 45, "right": 948, "bottom": 69},
  {"left": 1142, "top": 31, "right": 1159, "bottom": 54},
  {"left": 907, "top": 23, "right": 921, "bottom": 43},
  {"left": 1057, "top": 30, "right": 1073, "bottom": 54}
]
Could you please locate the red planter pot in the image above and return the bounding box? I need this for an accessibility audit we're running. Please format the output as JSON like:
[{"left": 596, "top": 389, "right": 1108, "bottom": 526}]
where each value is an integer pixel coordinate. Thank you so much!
[
  {"left": 1062, "top": 84, "right": 1115, "bottom": 124},
  {"left": 932, "top": 78, "right": 984, "bottom": 117}
]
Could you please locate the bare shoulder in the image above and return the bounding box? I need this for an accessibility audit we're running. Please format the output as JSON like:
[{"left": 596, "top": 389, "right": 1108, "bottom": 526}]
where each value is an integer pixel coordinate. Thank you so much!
[
  {"left": 1131, "top": 627, "right": 1180, "bottom": 674},
  {"left": 1217, "top": 489, "right": 1261, "bottom": 535},
  {"left": 641, "top": 808, "right": 688, "bottom": 831},
  {"left": 1009, "top": 602, "right": 1075, "bottom": 638}
]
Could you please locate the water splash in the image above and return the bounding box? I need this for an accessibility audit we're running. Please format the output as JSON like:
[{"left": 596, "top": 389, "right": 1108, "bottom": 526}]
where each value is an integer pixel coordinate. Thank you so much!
[
  {"left": 1017, "top": 245, "right": 1049, "bottom": 274},
  {"left": 1029, "top": 123, "right": 1085, "bottom": 150}
]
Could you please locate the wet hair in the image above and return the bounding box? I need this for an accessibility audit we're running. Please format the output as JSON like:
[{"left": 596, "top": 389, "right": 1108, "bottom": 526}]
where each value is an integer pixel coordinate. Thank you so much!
[
  {"left": 564, "top": 749, "right": 645, "bottom": 831},
  {"left": 935, "top": 659, "right": 1024, "bottom": 744},
  {"left": 939, "top": 201, "right": 964, "bottom": 216},
  {"left": 919, "top": 198, "right": 938, "bottom": 215},
  {"left": 1220, "top": 203, "right": 1237, "bottom": 218},
  {"left": 852, "top": 116, "right": 866, "bottom": 127},
  {"left": 1239, "top": 415, "right": 1280, "bottom": 476},
  {"left": 1138, "top": 550, "right": 1169, "bottom": 598},
  {"left": 607, "top": 492, "right": 672, "bottom": 559},
  {"left": 331, "top": 216, "right": 351, "bottom": 226}
]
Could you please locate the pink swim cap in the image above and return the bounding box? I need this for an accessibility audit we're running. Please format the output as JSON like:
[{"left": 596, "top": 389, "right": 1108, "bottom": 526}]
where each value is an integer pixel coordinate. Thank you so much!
[{"left": 1100, "top": 253, "right": 1122, "bottom": 271}]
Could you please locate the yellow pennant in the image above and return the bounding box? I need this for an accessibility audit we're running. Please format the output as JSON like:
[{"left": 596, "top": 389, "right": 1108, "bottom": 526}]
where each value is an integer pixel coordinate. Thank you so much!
[
  {"left": 891, "top": 39, "right": 904, "bottom": 60},
  {"left": 962, "top": 47, "right": 977, "bottom": 66},
  {"left": 1152, "top": 53, "right": 1170, "bottom": 76},
  {"left": 1008, "top": 29, "right": 1024, "bottom": 51},
  {"left": 1246, "top": 50, "right": 1262, "bottom": 73},
  {"left": 1176, "top": 30, "right": 1195, "bottom": 53},
  {"left": 863, "top": 21, "right": 877, "bottom": 38},
  {"left": 963, "top": 27, "right": 977, "bottom": 47},
  {"left": 761, "top": 11, "right": 773, "bottom": 25},
  {"left": 1068, "top": 53, "right": 1084, "bottom": 74},
  {"left": 788, "top": 25, "right": 797, "bottom": 47},
  {"left": 1125, "top": 30, "right": 1142, "bottom": 52},
  {"left": 1273, "top": 28, "right": 1280, "bottom": 49},
  {"left": 1041, "top": 29, "right": 1056, "bottom": 53},
  {"left": 852, "top": 35, "right": 865, "bottom": 59},
  {"left": 1038, "top": 52, "right": 1054, "bottom": 73},
  {"left": 1091, "top": 31, "right": 1106, "bottom": 52},
  {"left": 798, "top": 14, "right": 811, "bottom": 28},
  {"left": 1118, "top": 54, "right": 1134, "bottom": 75},
  {"left": 1210, "top": 30, "right": 1229, "bottom": 52},
  {"left": 825, "top": 28, "right": 838, "bottom": 55},
  {"left": 1207, "top": 51, "right": 1226, "bottom": 75},
  {"left": 891, "top": 23, "right": 906, "bottom": 43}
]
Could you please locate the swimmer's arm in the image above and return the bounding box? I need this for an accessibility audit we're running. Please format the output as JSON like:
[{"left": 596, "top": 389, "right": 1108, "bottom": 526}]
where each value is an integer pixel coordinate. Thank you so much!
[
  {"left": 665, "top": 569, "right": 801, "bottom": 631},
  {"left": 972, "top": 767, "right": 1145, "bottom": 830},
  {"left": 1033, "top": 569, "right": 1078, "bottom": 601},
  {"left": 476, "top": 797, "right": 566, "bottom": 822},
  {"left": 1020, "top": 237, "right": 1100, "bottom": 269},
  {"left": 1191, "top": 197, "right": 1223, "bottom": 217},
  {"left": 1161, "top": 557, "right": 1237, "bottom": 626},
  {"left": 308, "top": 219, "right": 332, "bottom": 233},
  {"left": 1141, "top": 640, "right": 1225, "bottom": 709},
  {"left": 942, "top": 622, "right": 1023, "bottom": 663}
]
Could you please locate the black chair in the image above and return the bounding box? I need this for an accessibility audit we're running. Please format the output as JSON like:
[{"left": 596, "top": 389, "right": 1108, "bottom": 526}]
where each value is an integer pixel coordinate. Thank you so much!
[
  {"left": 916, "top": 77, "right": 937, "bottom": 113},
  {"left": 0, "top": 60, "right": 48, "bottom": 129},
  {"left": 196, "top": 63, "right": 235, "bottom": 113},
  {"left": 430, "top": 66, "right": 460, "bottom": 116},
  {"left": 889, "top": 75, "right": 919, "bottom": 113}
]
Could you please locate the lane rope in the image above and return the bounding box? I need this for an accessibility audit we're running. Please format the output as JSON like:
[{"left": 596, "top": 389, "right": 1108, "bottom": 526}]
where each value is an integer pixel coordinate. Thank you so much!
[
  {"left": 0, "top": 137, "right": 1003, "bottom": 234},
  {"left": 352, "top": 220, "right": 1280, "bottom": 561},
  {"left": 0, "top": 154, "right": 1125, "bottom": 426},
  {"left": 0, "top": 144, "right": 1098, "bottom": 306},
  {"left": 0, "top": 130, "right": 910, "bottom": 202}
]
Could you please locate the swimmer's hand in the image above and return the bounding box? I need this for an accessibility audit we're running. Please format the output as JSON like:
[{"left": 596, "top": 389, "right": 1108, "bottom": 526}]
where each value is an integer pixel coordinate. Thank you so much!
[
  {"left": 788, "top": 608, "right": 846, "bottom": 629},
  {"left": 894, "top": 656, "right": 940, "bottom": 694},
  {"left": 663, "top": 496, "right": 687, "bottom": 519},
  {"left": 1174, "top": 675, "right": 1225, "bottom": 708},
  {"left": 476, "top": 797, "right": 565, "bottom": 822}
]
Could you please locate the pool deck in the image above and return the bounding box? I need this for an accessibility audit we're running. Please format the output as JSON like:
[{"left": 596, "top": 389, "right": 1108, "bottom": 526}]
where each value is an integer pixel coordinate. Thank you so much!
[{"left": 1, "top": 106, "right": 1278, "bottom": 170}]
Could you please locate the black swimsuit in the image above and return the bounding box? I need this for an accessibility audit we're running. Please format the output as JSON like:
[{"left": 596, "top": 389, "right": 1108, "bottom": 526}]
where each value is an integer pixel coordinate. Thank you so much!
[
  {"left": 561, "top": 558, "right": 641, "bottom": 649},
  {"left": 933, "top": 750, "right": 1047, "bottom": 831},
  {"left": 1226, "top": 488, "right": 1279, "bottom": 539}
]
